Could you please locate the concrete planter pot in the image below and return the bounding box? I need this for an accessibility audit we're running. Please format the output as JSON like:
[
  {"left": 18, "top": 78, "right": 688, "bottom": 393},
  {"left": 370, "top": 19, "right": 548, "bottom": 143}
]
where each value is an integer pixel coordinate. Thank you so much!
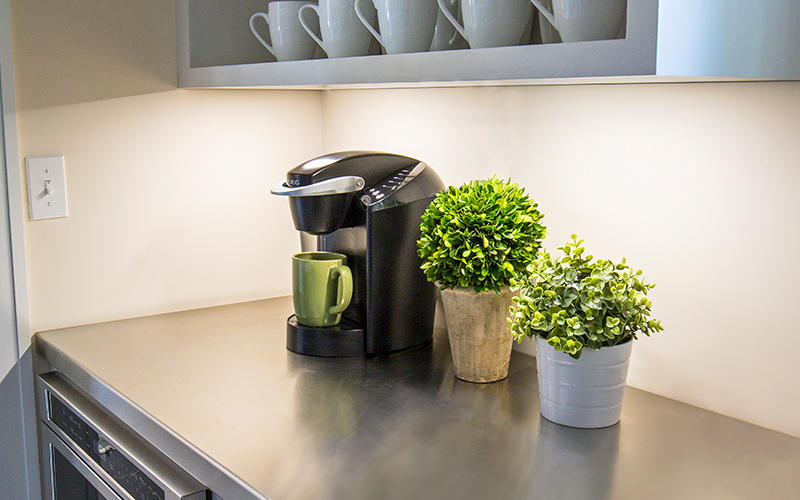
[
  {"left": 439, "top": 286, "right": 517, "bottom": 383},
  {"left": 536, "top": 336, "right": 633, "bottom": 428}
]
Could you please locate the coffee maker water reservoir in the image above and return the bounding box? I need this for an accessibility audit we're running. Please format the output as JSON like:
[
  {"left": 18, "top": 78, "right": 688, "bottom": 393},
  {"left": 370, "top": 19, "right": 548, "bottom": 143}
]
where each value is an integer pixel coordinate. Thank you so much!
[{"left": 271, "top": 151, "right": 446, "bottom": 357}]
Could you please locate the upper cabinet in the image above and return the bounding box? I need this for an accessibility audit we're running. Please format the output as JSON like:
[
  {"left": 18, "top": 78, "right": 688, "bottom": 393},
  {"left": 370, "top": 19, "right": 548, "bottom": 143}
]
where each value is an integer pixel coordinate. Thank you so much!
[{"left": 177, "top": 0, "right": 800, "bottom": 89}]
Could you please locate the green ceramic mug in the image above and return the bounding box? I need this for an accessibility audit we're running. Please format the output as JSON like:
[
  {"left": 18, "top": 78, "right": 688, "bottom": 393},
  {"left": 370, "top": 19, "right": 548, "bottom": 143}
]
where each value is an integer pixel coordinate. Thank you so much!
[{"left": 292, "top": 252, "right": 353, "bottom": 327}]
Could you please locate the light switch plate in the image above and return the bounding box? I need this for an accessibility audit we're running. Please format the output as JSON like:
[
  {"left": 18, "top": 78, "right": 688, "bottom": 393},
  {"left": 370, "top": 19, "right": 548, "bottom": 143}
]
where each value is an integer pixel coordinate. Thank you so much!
[{"left": 26, "top": 156, "right": 68, "bottom": 220}]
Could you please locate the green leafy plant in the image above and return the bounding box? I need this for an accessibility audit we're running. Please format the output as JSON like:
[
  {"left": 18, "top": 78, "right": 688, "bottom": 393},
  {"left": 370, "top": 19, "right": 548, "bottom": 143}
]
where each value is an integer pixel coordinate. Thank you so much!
[
  {"left": 510, "top": 234, "right": 663, "bottom": 358},
  {"left": 417, "top": 176, "right": 546, "bottom": 293}
]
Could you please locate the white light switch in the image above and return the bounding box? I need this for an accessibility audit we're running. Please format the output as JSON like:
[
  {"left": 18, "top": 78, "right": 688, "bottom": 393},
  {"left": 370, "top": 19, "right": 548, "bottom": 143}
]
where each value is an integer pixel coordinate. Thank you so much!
[{"left": 26, "top": 156, "right": 68, "bottom": 220}]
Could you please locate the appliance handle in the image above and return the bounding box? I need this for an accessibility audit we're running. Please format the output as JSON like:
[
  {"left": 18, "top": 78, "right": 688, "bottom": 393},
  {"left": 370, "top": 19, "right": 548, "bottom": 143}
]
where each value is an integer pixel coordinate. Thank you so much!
[{"left": 270, "top": 176, "right": 365, "bottom": 196}]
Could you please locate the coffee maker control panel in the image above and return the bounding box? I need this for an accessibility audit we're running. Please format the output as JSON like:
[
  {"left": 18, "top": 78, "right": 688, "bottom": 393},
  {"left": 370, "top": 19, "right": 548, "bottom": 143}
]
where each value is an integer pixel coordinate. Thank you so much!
[{"left": 359, "top": 162, "right": 427, "bottom": 208}]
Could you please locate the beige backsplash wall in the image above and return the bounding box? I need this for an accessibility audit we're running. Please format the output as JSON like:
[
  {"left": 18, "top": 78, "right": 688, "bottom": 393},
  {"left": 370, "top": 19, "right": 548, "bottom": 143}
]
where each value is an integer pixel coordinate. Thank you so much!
[
  {"left": 321, "top": 83, "right": 800, "bottom": 438},
  {"left": 17, "top": 90, "right": 320, "bottom": 332}
]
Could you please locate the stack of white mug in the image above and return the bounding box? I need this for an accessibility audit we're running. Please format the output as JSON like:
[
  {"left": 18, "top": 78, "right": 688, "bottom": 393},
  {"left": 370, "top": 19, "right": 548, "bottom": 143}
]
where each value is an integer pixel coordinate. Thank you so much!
[{"left": 249, "top": 0, "right": 626, "bottom": 62}]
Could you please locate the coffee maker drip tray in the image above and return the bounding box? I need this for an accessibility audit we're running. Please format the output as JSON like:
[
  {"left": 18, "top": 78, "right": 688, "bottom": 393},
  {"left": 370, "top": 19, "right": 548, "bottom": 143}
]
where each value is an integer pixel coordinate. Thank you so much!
[{"left": 286, "top": 316, "right": 365, "bottom": 357}]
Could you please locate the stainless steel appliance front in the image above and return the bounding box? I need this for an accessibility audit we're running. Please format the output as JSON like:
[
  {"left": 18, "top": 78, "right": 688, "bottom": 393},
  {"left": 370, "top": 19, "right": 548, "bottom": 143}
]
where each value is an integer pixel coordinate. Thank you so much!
[{"left": 37, "top": 372, "right": 207, "bottom": 500}]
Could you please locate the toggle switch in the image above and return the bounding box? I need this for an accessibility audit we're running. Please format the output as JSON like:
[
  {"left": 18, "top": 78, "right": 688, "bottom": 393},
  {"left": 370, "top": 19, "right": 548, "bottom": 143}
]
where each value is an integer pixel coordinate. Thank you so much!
[{"left": 26, "top": 156, "right": 68, "bottom": 220}]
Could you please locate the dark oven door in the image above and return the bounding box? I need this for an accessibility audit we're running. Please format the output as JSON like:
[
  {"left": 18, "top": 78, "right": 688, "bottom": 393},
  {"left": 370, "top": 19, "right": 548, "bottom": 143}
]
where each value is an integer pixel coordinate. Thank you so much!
[
  {"left": 37, "top": 372, "right": 207, "bottom": 500},
  {"left": 41, "top": 424, "right": 126, "bottom": 500}
]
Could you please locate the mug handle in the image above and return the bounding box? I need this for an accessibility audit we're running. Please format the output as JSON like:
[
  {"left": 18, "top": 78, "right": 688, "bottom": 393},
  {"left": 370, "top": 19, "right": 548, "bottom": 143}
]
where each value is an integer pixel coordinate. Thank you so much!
[
  {"left": 249, "top": 13, "right": 276, "bottom": 58},
  {"left": 529, "top": 0, "right": 557, "bottom": 30},
  {"left": 437, "top": 0, "right": 466, "bottom": 42},
  {"left": 298, "top": 4, "right": 326, "bottom": 52},
  {"left": 328, "top": 265, "right": 353, "bottom": 315},
  {"left": 445, "top": 0, "right": 461, "bottom": 47},
  {"left": 354, "top": 0, "right": 383, "bottom": 49}
]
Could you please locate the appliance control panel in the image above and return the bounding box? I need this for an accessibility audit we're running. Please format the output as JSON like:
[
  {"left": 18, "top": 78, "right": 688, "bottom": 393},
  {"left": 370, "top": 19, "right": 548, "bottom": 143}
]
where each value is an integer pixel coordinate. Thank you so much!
[{"left": 360, "top": 162, "right": 426, "bottom": 207}]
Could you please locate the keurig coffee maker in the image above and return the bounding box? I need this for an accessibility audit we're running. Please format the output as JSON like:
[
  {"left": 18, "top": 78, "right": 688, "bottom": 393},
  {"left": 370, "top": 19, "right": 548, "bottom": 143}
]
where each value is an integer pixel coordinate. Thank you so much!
[{"left": 271, "top": 151, "right": 445, "bottom": 357}]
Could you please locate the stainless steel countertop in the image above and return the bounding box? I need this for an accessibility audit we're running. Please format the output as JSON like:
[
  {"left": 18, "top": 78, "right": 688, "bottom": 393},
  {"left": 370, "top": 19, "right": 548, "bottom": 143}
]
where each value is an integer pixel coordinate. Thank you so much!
[{"left": 35, "top": 296, "right": 800, "bottom": 500}]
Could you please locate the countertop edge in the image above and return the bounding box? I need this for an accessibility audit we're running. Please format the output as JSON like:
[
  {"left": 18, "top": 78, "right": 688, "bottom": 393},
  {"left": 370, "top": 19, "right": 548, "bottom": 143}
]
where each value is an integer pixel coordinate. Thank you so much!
[{"left": 34, "top": 332, "right": 270, "bottom": 500}]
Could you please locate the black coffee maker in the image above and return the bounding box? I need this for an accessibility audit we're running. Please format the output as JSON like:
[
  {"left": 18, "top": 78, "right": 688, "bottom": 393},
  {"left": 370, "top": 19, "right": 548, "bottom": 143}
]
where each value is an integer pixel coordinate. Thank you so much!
[{"left": 271, "top": 151, "right": 445, "bottom": 357}]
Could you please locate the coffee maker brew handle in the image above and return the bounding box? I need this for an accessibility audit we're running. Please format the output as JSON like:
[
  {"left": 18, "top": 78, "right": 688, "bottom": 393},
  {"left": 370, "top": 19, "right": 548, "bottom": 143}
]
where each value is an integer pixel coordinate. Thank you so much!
[
  {"left": 270, "top": 176, "right": 365, "bottom": 196},
  {"left": 328, "top": 266, "right": 353, "bottom": 315}
]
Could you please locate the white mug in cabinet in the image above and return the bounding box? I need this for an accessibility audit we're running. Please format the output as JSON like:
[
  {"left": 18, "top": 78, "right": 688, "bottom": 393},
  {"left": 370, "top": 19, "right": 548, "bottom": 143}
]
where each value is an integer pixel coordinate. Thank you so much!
[
  {"left": 250, "top": 1, "right": 319, "bottom": 62},
  {"left": 529, "top": 0, "right": 626, "bottom": 43},
  {"left": 299, "top": 0, "right": 377, "bottom": 58},
  {"left": 355, "top": 0, "right": 439, "bottom": 54},
  {"left": 437, "top": 0, "right": 532, "bottom": 49}
]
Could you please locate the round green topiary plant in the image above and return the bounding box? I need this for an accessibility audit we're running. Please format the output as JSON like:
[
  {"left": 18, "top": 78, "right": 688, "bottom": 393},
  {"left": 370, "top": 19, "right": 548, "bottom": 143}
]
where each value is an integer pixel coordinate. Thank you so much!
[
  {"left": 509, "top": 234, "right": 664, "bottom": 358},
  {"left": 417, "top": 176, "right": 546, "bottom": 293}
]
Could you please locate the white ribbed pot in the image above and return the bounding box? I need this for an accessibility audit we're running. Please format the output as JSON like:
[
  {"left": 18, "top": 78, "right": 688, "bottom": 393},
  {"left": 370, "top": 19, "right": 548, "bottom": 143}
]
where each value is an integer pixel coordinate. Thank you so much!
[
  {"left": 536, "top": 336, "right": 633, "bottom": 428},
  {"left": 439, "top": 286, "right": 517, "bottom": 383}
]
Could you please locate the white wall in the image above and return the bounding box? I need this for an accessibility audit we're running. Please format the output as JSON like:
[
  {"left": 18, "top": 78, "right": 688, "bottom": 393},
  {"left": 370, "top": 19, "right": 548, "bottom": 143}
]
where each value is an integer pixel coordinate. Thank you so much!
[
  {"left": 11, "top": 0, "right": 319, "bottom": 332},
  {"left": 17, "top": 90, "right": 319, "bottom": 332},
  {"left": 320, "top": 83, "right": 800, "bottom": 438}
]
